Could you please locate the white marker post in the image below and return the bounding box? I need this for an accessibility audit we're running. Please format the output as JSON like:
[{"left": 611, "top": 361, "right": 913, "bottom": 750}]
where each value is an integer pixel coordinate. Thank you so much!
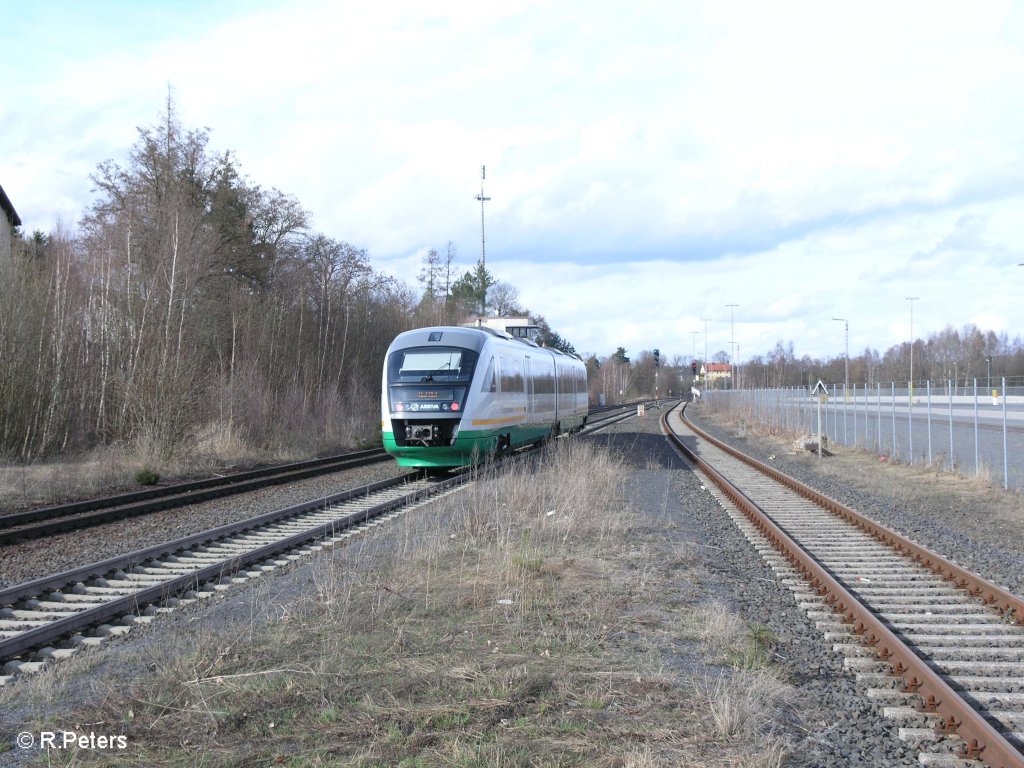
[{"left": 812, "top": 380, "right": 829, "bottom": 458}]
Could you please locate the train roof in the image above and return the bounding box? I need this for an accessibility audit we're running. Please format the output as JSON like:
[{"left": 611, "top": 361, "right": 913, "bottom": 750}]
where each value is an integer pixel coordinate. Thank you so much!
[{"left": 390, "top": 326, "right": 582, "bottom": 361}]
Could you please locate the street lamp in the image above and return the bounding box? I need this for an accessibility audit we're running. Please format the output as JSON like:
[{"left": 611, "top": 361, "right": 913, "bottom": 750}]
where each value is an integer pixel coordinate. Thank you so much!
[
  {"left": 689, "top": 330, "right": 700, "bottom": 388},
  {"left": 475, "top": 165, "right": 491, "bottom": 316},
  {"left": 726, "top": 304, "right": 738, "bottom": 390},
  {"left": 832, "top": 317, "right": 848, "bottom": 399},
  {"left": 701, "top": 317, "right": 710, "bottom": 388},
  {"left": 906, "top": 297, "right": 919, "bottom": 403}
]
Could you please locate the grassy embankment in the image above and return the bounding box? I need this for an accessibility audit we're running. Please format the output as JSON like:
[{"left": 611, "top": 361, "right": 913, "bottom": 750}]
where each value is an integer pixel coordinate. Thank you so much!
[{"left": 7, "top": 441, "right": 799, "bottom": 767}]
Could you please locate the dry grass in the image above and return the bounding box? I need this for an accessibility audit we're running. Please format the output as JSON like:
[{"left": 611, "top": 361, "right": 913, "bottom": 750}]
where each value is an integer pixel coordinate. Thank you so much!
[
  {"left": 685, "top": 602, "right": 777, "bottom": 672},
  {"left": 13, "top": 440, "right": 805, "bottom": 767},
  {"left": 0, "top": 422, "right": 354, "bottom": 512}
]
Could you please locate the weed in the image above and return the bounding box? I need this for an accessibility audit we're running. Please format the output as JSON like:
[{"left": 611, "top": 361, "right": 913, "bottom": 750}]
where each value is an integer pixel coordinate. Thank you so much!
[
  {"left": 133, "top": 468, "right": 160, "bottom": 485},
  {"left": 429, "top": 709, "right": 471, "bottom": 730},
  {"left": 317, "top": 706, "right": 341, "bottom": 724}
]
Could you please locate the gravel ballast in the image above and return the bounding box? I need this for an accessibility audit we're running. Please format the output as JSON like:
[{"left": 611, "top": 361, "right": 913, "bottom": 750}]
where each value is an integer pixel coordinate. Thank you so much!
[
  {"left": 689, "top": 405, "right": 1024, "bottom": 596},
  {"left": 0, "top": 462, "right": 410, "bottom": 589},
  {"left": 596, "top": 407, "right": 921, "bottom": 766}
]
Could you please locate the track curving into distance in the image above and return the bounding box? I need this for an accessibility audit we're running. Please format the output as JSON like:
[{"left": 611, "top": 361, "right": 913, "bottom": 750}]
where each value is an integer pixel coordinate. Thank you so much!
[
  {"left": 0, "top": 448, "right": 390, "bottom": 545},
  {"left": 664, "top": 402, "right": 1024, "bottom": 768},
  {"left": 1, "top": 400, "right": 646, "bottom": 546},
  {"left": 0, "top": 472, "right": 453, "bottom": 673},
  {"left": 0, "top": 403, "right": 644, "bottom": 678}
]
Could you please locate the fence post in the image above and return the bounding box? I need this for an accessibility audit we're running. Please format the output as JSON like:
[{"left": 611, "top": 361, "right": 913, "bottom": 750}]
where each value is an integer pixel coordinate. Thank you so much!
[
  {"left": 853, "top": 383, "right": 858, "bottom": 447},
  {"left": 891, "top": 382, "right": 897, "bottom": 461},
  {"left": 824, "top": 384, "right": 830, "bottom": 444},
  {"left": 948, "top": 379, "right": 954, "bottom": 473},
  {"left": 908, "top": 381, "right": 914, "bottom": 465},
  {"left": 1003, "top": 377, "right": 1009, "bottom": 491},
  {"left": 974, "top": 378, "right": 979, "bottom": 477},
  {"left": 876, "top": 382, "right": 882, "bottom": 455},
  {"left": 926, "top": 380, "right": 932, "bottom": 467}
]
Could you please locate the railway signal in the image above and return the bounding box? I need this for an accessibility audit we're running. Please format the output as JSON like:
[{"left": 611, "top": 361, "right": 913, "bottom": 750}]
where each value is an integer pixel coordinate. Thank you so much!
[{"left": 653, "top": 349, "right": 660, "bottom": 402}]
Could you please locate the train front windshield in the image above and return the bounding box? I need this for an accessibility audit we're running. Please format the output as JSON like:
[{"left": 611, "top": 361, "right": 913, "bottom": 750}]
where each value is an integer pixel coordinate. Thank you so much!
[
  {"left": 388, "top": 348, "right": 478, "bottom": 383},
  {"left": 387, "top": 347, "right": 479, "bottom": 414}
]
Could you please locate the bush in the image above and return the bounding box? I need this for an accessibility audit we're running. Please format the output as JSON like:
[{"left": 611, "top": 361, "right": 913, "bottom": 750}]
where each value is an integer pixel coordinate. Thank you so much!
[{"left": 134, "top": 468, "right": 161, "bottom": 486}]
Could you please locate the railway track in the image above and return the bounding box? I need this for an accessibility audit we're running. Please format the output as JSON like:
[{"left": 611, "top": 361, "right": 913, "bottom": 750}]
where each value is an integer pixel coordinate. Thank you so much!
[
  {"left": 1, "top": 401, "right": 643, "bottom": 547},
  {"left": 584, "top": 401, "right": 657, "bottom": 432},
  {"left": 0, "top": 471, "right": 470, "bottom": 680},
  {"left": 0, "top": 407, "right": 644, "bottom": 681},
  {"left": 0, "top": 448, "right": 390, "bottom": 545},
  {"left": 664, "top": 403, "right": 1024, "bottom": 768}
]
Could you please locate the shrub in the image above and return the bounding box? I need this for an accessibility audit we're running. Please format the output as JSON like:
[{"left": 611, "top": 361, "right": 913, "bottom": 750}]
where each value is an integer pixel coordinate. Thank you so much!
[{"left": 134, "top": 468, "right": 161, "bottom": 486}]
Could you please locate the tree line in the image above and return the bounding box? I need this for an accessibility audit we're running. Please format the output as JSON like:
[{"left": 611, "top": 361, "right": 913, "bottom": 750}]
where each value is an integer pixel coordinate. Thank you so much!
[
  {"left": 742, "top": 327, "right": 1024, "bottom": 390},
  {"left": 0, "top": 104, "right": 496, "bottom": 460},
  {"left": 0, "top": 101, "right": 590, "bottom": 463},
  {"left": 590, "top": 324, "right": 1024, "bottom": 404},
  {"left": 5, "top": 102, "right": 1020, "bottom": 463}
]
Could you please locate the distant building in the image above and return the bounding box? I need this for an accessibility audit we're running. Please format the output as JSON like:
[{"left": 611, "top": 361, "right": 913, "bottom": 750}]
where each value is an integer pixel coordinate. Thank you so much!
[
  {"left": 0, "top": 181, "right": 21, "bottom": 261},
  {"left": 702, "top": 362, "right": 732, "bottom": 386},
  {"left": 462, "top": 316, "right": 541, "bottom": 342}
]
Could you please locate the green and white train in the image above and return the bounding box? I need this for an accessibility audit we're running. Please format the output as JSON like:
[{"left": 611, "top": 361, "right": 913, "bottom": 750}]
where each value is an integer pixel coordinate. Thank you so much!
[{"left": 381, "top": 326, "right": 588, "bottom": 469}]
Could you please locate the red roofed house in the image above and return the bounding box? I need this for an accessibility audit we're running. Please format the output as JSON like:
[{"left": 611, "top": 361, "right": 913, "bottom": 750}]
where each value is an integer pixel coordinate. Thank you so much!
[{"left": 702, "top": 362, "right": 732, "bottom": 387}]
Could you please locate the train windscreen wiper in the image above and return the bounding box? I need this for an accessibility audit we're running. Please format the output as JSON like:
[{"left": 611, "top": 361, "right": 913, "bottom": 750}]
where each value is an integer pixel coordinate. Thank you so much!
[{"left": 421, "top": 362, "right": 453, "bottom": 382}]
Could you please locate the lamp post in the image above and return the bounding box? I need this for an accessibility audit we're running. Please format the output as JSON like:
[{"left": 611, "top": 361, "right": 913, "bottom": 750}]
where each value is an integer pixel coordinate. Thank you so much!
[
  {"left": 832, "top": 317, "right": 848, "bottom": 399},
  {"left": 726, "top": 304, "right": 738, "bottom": 390},
  {"left": 475, "top": 165, "right": 491, "bottom": 316},
  {"left": 701, "top": 317, "right": 710, "bottom": 388},
  {"left": 689, "top": 330, "right": 700, "bottom": 390},
  {"left": 906, "top": 297, "right": 919, "bottom": 404}
]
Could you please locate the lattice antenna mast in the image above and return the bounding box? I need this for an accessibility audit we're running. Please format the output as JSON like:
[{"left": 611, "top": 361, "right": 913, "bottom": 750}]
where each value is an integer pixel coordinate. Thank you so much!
[{"left": 475, "top": 165, "right": 491, "bottom": 316}]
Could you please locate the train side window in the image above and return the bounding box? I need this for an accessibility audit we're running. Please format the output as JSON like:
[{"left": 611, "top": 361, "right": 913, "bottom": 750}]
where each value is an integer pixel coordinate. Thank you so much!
[
  {"left": 500, "top": 356, "right": 525, "bottom": 392},
  {"left": 535, "top": 358, "right": 554, "bottom": 394},
  {"left": 480, "top": 357, "right": 496, "bottom": 393}
]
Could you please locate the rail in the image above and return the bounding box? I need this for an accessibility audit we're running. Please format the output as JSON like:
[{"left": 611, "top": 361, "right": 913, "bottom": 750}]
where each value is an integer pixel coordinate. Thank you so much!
[{"left": 664, "top": 402, "right": 1024, "bottom": 768}]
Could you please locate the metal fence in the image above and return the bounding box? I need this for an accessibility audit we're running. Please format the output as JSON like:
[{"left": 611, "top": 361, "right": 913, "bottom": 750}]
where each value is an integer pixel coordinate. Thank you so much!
[{"left": 702, "top": 379, "right": 1024, "bottom": 491}]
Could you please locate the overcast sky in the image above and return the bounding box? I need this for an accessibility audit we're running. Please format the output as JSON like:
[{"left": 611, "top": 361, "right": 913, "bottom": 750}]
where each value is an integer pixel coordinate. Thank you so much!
[{"left": 3, "top": 1, "right": 1024, "bottom": 364}]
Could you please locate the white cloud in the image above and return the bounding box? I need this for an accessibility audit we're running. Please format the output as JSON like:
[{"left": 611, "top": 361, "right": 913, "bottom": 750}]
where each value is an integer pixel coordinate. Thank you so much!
[{"left": 3, "top": 0, "right": 1024, "bottom": 364}]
